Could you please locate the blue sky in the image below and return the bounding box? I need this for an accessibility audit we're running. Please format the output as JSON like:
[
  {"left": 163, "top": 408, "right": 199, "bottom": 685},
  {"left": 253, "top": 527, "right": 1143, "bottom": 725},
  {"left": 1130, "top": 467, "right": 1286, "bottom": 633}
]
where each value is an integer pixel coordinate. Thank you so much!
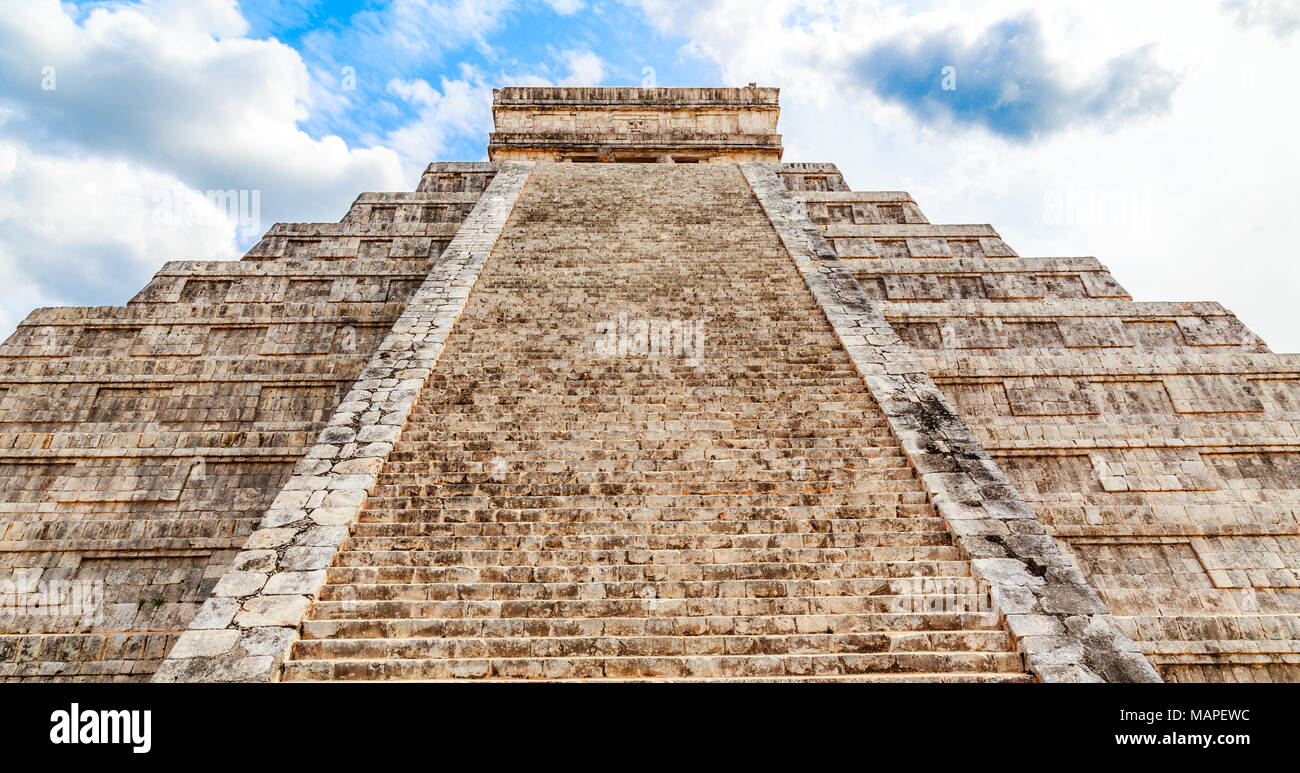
[
  {"left": 1, "top": 0, "right": 1298, "bottom": 350},
  {"left": 238, "top": 0, "right": 724, "bottom": 160},
  {"left": 38, "top": 1, "right": 721, "bottom": 178}
]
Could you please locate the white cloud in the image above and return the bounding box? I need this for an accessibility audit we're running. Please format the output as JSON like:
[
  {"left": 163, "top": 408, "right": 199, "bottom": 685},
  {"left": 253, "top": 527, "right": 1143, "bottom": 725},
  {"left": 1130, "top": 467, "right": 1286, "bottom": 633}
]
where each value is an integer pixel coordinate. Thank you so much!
[
  {"left": 0, "top": 0, "right": 406, "bottom": 219},
  {"left": 384, "top": 76, "right": 495, "bottom": 171},
  {"left": 633, "top": 0, "right": 1300, "bottom": 352},
  {"left": 0, "top": 0, "right": 600, "bottom": 344},
  {"left": 378, "top": 48, "right": 606, "bottom": 172},
  {"left": 0, "top": 0, "right": 408, "bottom": 339},
  {"left": 0, "top": 142, "right": 239, "bottom": 333},
  {"left": 1225, "top": 0, "right": 1300, "bottom": 37},
  {"left": 559, "top": 50, "right": 605, "bottom": 86},
  {"left": 4, "top": 0, "right": 1293, "bottom": 360},
  {"left": 545, "top": 0, "right": 587, "bottom": 14},
  {"left": 299, "top": 0, "right": 515, "bottom": 73}
]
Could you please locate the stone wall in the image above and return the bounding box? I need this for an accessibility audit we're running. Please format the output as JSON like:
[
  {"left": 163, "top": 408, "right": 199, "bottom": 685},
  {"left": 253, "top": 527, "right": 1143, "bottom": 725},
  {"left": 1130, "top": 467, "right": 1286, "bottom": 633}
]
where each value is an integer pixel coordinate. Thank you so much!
[
  {"left": 745, "top": 162, "right": 1158, "bottom": 683},
  {"left": 0, "top": 163, "right": 504, "bottom": 680},
  {"left": 488, "top": 86, "right": 783, "bottom": 162},
  {"left": 152, "top": 163, "right": 535, "bottom": 682},
  {"left": 788, "top": 163, "right": 1300, "bottom": 682},
  {"left": 4, "top": 85, "right": 1297, "bottom": 682}
]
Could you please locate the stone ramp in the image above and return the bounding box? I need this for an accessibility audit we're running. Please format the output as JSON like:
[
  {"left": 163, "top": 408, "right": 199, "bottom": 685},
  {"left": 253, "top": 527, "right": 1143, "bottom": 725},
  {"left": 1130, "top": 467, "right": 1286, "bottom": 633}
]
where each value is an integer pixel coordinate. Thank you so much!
[{"left": 283, "top": 162, "right": 1031, "bottom": 682}]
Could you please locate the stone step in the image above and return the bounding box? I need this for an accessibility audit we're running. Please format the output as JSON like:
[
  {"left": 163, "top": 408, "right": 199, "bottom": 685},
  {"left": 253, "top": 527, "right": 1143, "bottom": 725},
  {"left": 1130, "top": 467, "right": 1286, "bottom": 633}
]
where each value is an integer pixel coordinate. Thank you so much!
[
  {"left": 412, "top": 403, "right": 896, "bottom": 412},
  {"left": 361, "top": 489, "right": 929, "bottom": 507},
  {"left": 325, "top": 562, "right": 969, "bottom": 585},
  {"left": 0, "top": 353, "right": 369, "bottom": 376},
  {"left": 355, "top": 504, "right": 938, "bottom": 524},
  {"left": 381, "top": 452, "right": 914, "bottom": 466},
  {"left": 386, "top": 444, "right": 912, "bottom": 455},
  {"left": 287, "top": 161, "right": 1028, "bottom": 682},
  {"left": 305, "top": 597, "right": 996, "bottom": 621},
  {"left": 292, "top": 630, "right": 1015, "bottom": 659},
  {"left": 330, "top": 546, "right": 973, "bottom": 570},
  {"left": 363, "top": 473, "right": 922, "bottom": 491},
  {"left": 322, "top": 569, "right": 977, "bottom": 597},
  {"left": 14, "top": 301, "right": 407, "bottom": 326},
  {"left": 282, "top": 669, "right": 1035, "bottom": 683},
  {"left": 300, "top": 611, "right": 1006, "bottom": 640},
  {"left": 369, "top": 469, "right": 920, "bottom": 485},
  {"left": 396, "top": 421, "right": 902, "bottom": 433},
  {"left": 334, "top": 542, "right": 958, "bottom": 561},
  {"left": 391, "top": 446, "right": 909, "bottom": 456},
  {"left": 330, "top": 538, "right": 971, "bottom": 566},
  {"left": 317, "top": 574, "right": 977, "bottom": 601},
  {"left": 364, "top": 492, "right": 933, "bottom": 506},
  {"left": 411, "top": 376, "right": 874, "bottom": 386},
  {"left": 411, "top": 391, "right": 892, "bottom": 402},
  {"left": 344, "top": 520, "right": 952, "bottom": 541},
  {"left": 281, "top": 651, "right": 1025, "bottom": 681}
]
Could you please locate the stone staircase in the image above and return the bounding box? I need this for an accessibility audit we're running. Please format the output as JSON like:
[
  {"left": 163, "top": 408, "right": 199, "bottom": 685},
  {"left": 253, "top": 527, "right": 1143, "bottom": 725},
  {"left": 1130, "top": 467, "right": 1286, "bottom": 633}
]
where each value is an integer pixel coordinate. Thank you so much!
[
  {"left": 0, "top": 164, "right": 496, "bottom": 682},
  {"left": 282, "top": 162, "right": 1031, "bottom": 681}
]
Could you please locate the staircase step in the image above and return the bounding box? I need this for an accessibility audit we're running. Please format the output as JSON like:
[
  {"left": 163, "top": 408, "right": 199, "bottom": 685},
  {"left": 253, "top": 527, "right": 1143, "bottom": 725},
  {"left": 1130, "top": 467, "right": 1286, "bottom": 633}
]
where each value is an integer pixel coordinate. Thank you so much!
[
  {"left": 292, "top": 630, "right": 1016, "bottom": 660},
  {"left": 345, "top": 517, "right": 952, "bottom": 537},
  {"left": 317, "top": 574, "right": 978, "bottom": 601},
  {"left": 300, "top": 611, "right": 1006, "bottom": 640},
  {"left": 286, "top": 162, "right": 1028, "bottom": 682},
  {"left": 305, "top": 599, "right": 1002, "bottom": 622},
  {"left": 354, "top": 504, "right": 936, "bottom": 524},
  {"left": 282, "top": 651, "right": 1025, "bottom": 681}
]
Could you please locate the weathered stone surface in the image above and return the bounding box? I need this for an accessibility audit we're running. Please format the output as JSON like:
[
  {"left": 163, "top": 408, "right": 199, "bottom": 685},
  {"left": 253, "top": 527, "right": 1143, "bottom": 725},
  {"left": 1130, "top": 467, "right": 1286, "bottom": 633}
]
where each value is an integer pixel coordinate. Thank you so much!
[
  {"left": 234, "top": 596, "right": 311, "bottom": 628},
  {"left": 791, "top": 152, "right": 1300, "bottom": 683},
  {"left": 488, "top": 86, "right": 783, "bottom": 163},
  {"left": 741, "top": 161, "right": 1160, "bottom": 683},
  {"left": 279, "top": 160, "right": 1032, "bottom": 683},
  {"left": 5, "top": 86, "right": 1296, "bottom": 683},
  {"left": 169, "top": 630, "right": 239, "bottom": 660},
  {"left": 0, "top": 159, "right": 508, "bottom": 681},
  {"left": 151, "top": 161, "right": 535, "bottom": 683}
]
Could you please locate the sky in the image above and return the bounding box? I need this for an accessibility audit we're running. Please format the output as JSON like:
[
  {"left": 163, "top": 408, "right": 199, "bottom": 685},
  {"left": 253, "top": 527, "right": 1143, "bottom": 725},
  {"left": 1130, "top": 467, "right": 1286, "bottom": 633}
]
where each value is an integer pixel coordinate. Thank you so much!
[{"left": 0, "top": 0, "right": 1297, "bottom": 349}]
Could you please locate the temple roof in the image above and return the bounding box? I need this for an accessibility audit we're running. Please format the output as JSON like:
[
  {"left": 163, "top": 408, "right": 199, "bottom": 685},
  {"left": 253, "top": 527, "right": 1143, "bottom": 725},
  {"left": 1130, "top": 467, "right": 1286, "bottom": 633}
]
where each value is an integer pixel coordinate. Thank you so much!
[{"left": 487, "top": 85, "right": 782, "bottom": 163}]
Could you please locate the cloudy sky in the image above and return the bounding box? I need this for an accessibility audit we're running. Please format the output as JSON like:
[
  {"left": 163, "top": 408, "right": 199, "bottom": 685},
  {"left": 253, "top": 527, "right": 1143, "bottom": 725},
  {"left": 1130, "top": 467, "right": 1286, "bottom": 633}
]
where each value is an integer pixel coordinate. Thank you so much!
[{"left": 1, "top": 0, "right": 1297, "bottom": 348}]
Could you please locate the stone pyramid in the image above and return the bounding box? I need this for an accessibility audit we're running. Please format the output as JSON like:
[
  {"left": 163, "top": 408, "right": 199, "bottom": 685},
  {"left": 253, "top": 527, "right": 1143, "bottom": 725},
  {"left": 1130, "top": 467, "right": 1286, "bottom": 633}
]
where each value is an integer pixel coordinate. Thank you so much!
[{"left": 1, "top": 87, "right": 1295, "bottom": 683}]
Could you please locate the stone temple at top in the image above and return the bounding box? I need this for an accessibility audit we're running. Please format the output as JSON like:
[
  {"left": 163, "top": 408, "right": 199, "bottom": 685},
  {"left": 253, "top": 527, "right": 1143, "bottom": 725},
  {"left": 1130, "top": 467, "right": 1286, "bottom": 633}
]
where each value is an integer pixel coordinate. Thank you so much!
[{"left": 1, "top": 86, "right": 1297, "bottom": 683}]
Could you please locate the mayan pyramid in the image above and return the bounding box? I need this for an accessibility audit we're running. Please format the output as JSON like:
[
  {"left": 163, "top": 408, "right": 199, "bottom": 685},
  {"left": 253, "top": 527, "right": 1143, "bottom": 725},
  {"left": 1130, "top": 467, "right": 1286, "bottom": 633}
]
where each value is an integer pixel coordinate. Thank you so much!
[{"left": 1, "top": 86, "right": 1296, "bottom": 683}]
